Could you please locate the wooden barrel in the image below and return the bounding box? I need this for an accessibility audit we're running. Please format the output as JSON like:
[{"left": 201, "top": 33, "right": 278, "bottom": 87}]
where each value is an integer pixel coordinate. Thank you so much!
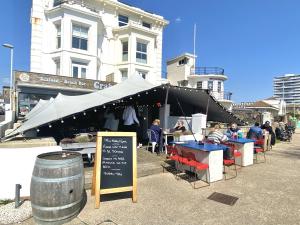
[{"left": 30, "top": 151, "right": 84, "bottom": 225}]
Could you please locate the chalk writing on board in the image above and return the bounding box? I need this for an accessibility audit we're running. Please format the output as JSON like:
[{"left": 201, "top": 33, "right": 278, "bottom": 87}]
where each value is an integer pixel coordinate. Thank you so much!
[{"left": 100, "top": 136, "right": 133, "bottom": 188}]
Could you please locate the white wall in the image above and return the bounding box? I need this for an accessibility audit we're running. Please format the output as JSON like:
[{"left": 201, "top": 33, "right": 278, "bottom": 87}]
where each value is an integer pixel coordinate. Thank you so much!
[
  {"left": 0, "top": 146, "right": 62, "bottom": 199},
  {"left": 31, "top": 0, "right": 167, "bottom": 84}
]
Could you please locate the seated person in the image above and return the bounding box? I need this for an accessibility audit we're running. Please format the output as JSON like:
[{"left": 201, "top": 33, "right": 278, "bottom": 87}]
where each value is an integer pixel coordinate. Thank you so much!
[
  {"left": 225, "top": 123, "right": 243, "bottom": 138},
  {"left": 149, "top": 119, "right": 161, "bottom": 145},
  {"left": 247, "top": 122, "right": 263, "bottom": 140},
  {"left": 207, "top": 124, "right": 231, "bottom": 159},
  {"left": 173, "top": 120, "right": 186, "bottom": 133},
  {"left": 207, "top": 124, "right": 228, "bottom": 144}
]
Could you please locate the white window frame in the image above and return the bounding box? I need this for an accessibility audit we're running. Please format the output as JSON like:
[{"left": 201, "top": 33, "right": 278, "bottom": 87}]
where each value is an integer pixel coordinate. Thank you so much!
[
  {"left": 72, "top": 61, "right": 88, "bottom": 79},
  {"left": 120, "top": 69, "right": 128, "bottom": 81},
  {"left": 136, "top": 70, "right": 148, "bottom": 79},
  {"left": 54, "top": 59, "right": 60, "bottom": 75},
  {"left": 122, "top": 40, "right": 128, "bottom": 61},
  {"left": 136, "top": 41, "right": 147, "bottom": 64},
  {"left": 217, "top": 81, "right": 222, "bottom": 93},
  {"left": 208, "top": 80, "right": 214, "bottom": 91},
  {"left": 55, "top": 23, "right": 61, "bottom": 49},
  {"left": 142, "top": 21, "right": 151, "bottom": 29},
  {"left": 72, "top": 24, "right": 89, "bottom": 51},
  {"left": 196, "top": 81, "right": 202, "bottom": 89},
  {"left": 118, "top": 14, "right": 129, "bottom": 27}
]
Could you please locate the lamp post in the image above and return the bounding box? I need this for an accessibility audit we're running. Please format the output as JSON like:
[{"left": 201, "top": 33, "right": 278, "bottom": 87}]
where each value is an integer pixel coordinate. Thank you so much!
[{"left": 2, "top": 43, "right": 14, "bottom": 110}]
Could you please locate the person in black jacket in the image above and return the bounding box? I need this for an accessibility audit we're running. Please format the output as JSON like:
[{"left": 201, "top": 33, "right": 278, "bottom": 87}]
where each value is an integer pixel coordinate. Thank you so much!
[{"left": 261, "top": 121, "right": 275, "bottom": 146}]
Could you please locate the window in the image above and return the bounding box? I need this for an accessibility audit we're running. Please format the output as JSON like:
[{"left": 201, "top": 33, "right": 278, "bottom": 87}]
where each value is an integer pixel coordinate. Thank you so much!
[
  {"left": 208, "top": 80, "right": 213, "bottom": 91},
  {"left": 118, "top": 15, "right": 128, "bottom": 27},
  {"left": 218, "top": 81, "right": 222, "bottom": 93},
  {"left": 196, "top": 81, "right": 202, "bottom": 89},
  {"left": 122, "top": 41, "right": 128, "bottom": 61},
  {"left": 53, "top": 0, "right": 63, "bottom": 7},
  {"left": 142, "top": 21, "right": 151, "bottom": 29},
  {"left": 136, "top": 42, "right": 147, "bottom": 64},
  {"left": 55, "top": 23, "right": 61, "bottom": 49},
  {"left": 72, "top": 24, "right": 88, "bottom": 50},
  {"left": 137, "top": 70, "right": 147, "bottom": 79},
  {"left": 106, "top": 73, "right": 114, "bottom": 82},
  {"left": 72, "top": 61, "right": 88, "bottom": 79},
  {"left": 55, "top": 59, "right": 60, "bottom": 75},
  {"left": 121, "top": 69, "right": 128, "bottom": 81},
  {"left": 177, "top": 80, "right": 188, "bottom": 87},
  {"left": 178, "top": 57, "right": 188, "bottom": 65}
]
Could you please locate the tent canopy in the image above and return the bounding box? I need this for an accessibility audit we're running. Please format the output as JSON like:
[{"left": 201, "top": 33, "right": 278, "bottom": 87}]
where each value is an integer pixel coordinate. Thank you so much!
[{"left": 7, "top": 75, "right": 244, "bottom": 137}]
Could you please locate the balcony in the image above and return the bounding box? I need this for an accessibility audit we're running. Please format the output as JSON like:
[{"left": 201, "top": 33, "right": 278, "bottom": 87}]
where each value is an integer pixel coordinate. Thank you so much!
[
  {"left": 53, "top": 0, "right": 99, "bottom": 13},
  {"left": 191, "top": 67, "right": 224, "bottom": 75},
  {"left": 209, "top": 91, "right": 233, "bottom": 101}
]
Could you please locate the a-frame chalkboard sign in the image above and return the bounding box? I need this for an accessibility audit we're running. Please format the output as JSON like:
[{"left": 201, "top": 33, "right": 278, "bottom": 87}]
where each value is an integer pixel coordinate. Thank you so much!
[{"left": 92, "top": 132, "right": 137, "bottom": 208}]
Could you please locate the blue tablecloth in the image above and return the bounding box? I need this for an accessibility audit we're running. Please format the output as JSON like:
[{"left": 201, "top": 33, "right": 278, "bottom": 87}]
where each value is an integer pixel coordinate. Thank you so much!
[
  {"left": 174, "top": 141, "right": 228, "bottom": 152},
  {"left": 228, "top": 138, "right": 255, "bottom": 144}
]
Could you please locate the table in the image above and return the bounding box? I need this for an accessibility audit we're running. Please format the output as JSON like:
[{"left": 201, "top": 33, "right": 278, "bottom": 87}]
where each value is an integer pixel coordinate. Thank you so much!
[
  {"left": 174, "top": 141, "right": 227, "bottom": 183},
  {"left": 163, "top": 132, "right": 175, "bottom": 154},
  {"left": 227, "top": 138, "right": 255, "bottom": 166},
  {"left": 60, "top": 142, "right": 96, "bottom": 164}
]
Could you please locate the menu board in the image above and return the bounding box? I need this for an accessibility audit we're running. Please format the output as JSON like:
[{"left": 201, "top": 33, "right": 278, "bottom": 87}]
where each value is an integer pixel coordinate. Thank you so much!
[
  {"left": 100, "top": 136, "right": 133, "bottom": 189},
  {"left": 92, "top": 132, "right": 137, "bottom": 208}
]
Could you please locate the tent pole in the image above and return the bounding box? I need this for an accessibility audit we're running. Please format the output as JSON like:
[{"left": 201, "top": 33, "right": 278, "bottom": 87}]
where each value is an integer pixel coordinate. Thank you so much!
[
  {"left": 205, "top": 92, "right": 210, "bottom": 119},
  {"left": 159, "top": 85, "right": 169, "bottom": 153}
]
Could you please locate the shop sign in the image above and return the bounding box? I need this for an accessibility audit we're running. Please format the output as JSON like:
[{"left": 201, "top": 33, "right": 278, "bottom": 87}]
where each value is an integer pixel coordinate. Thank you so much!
[{"left": 15, "top": 71, "right": 115, "bottom": 91}]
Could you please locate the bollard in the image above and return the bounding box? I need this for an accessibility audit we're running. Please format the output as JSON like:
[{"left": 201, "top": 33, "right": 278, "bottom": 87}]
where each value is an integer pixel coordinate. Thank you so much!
[{"left": 15, "top": 184, "right": 22, "bottom": 208}]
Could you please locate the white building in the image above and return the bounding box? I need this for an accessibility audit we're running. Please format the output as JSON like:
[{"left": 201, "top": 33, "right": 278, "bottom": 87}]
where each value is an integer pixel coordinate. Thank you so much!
[
  {"left": 273, "top": 74, "right": 300, "bottom": 104},
  {"left": 167, "top": 53, "right": 233, "bottom": 110},
  {"left": 30, "top": 0, "right": 168, "bottom": 84}
]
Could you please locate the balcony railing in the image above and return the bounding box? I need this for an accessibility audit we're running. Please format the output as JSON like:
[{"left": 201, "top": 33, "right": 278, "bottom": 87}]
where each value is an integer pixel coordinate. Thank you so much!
[
  {"left": 209, "top": 91, "right": 232, "bottom": 101},
  {"left": 191, "top": 67, "right": 225, "bottom": 75},
  {"left": 53, "top": 0, "right": 99, "bottom": 13}
]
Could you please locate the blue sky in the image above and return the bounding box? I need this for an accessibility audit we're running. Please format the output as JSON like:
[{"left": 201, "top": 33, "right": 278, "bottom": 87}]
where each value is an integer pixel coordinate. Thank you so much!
[{"left": 1, "top": 0, "right": 300, "bottom": 102}]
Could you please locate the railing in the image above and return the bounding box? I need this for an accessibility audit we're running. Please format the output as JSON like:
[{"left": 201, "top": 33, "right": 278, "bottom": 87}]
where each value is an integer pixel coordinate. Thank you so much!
[
  {"left": 53, "top": 0, "right": 99, "bottom": 13},
  {"left": 209, "top": 91, "right": 232, "bottom": 101},
  {"left": 191, "top": 67, "right": 225, "bottom": 75}
]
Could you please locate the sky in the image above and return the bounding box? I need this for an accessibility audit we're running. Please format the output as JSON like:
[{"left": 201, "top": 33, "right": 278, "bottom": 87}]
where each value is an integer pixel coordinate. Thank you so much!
[{"left": 1, "top": 0, "right": 300, "bottom": 103}]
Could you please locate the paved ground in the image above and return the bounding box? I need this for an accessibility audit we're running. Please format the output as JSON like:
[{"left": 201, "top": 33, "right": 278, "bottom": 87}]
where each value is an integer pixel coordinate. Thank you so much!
[{"left": 22, "top": 131, "right": 300, "bottom": 225}]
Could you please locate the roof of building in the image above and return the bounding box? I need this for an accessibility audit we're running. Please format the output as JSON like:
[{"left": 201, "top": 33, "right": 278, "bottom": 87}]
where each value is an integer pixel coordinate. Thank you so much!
[
  {"left": 166, "top": 53, "right": 196, "bottom": 65},
  {"left": 110, "top": 0, "right": 169, "bottom": 25}
]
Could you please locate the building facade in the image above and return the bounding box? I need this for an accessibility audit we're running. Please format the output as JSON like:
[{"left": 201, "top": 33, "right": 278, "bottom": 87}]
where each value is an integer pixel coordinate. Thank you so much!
[
  {"left": 31, "top": 0, "right": 168, "bottom": 84},
  {"left": 166, "top": 53, "right": 233, "bottom": 110},
  {"left": 274, "top": 74, "right": 300, "bottom": 104},
  {"left": 14, "top": 70, "right": 114, "bottom": 117}
]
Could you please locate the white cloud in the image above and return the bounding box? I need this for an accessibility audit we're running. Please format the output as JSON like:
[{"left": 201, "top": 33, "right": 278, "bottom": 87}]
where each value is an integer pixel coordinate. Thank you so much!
[{"left": 175, "top": 17, "right": 182, "bottom": 23}]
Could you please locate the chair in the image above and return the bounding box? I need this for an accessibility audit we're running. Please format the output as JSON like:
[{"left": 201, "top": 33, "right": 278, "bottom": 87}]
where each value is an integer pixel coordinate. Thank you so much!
[
  {"left": 147, "top": 129, "right": 158, "bottom": 154},
  {"left": 222, "top": 143, "right": 241, "bottom": 180},
  {"left": 181, "top": 151, "right": 210, "bottom": 189},
  {"left": 254, "top": 139, "right": 266, "bottom": 163},
  {"left": 163, "top": 146, "right": 184, "bottom": 178}
]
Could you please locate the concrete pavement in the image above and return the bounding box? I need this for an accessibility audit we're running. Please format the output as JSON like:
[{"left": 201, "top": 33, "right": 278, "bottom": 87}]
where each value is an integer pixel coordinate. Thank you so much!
[{"left": 22, "top": 130, "right": 300, "bottom": 225}]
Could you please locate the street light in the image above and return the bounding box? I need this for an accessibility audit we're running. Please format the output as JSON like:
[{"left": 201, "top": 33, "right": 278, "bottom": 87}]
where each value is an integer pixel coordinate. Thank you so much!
[{"left": 2, "top": 43, "right": 14, "bottom": 110}]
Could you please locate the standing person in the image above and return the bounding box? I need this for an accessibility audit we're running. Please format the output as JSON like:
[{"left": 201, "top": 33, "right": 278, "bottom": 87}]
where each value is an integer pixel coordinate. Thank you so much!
[
  {"left": 261, "top": 121, "right": 276, "bottom": 146},
  {"left": 225, "top": 123, "right": 243, "bottom": 138},
  {"left": 122, "top": 105, "right": 140, "bottom": 132},
  {"left": 247, "top": 122, "right": 263, "bottom": 140},
  {"left": 103, "top": 108, "right": 119, "bottom": 131},
  {"left": 149, "top": 119, "right": 161, "bottom": 154}
]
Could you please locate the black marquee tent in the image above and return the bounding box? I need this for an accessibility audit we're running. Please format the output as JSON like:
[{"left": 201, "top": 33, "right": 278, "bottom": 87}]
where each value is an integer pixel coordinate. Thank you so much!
[{"left": 6, "top": 75, "right": 244, "bottom": 139}]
